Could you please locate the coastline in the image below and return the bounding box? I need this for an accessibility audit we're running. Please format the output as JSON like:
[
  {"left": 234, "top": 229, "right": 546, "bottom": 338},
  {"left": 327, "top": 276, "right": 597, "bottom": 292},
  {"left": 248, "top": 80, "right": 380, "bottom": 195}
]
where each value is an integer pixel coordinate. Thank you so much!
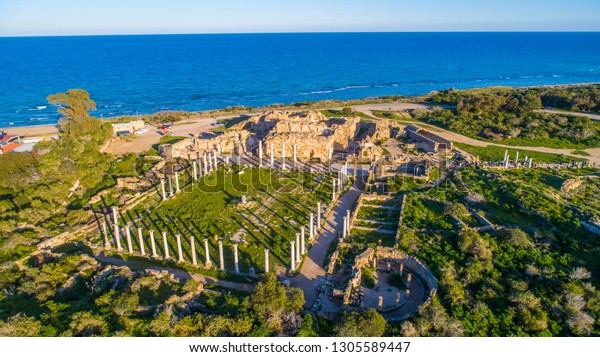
[{"left": 2, "top": 82, "right": 599, "bottom": 138}]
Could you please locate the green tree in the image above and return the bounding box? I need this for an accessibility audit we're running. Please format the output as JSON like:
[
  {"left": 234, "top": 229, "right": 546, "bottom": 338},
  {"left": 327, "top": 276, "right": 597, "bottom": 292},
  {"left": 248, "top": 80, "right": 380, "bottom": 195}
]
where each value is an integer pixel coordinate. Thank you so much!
[
  {"left": 47, "top": 89, "right": 102, "bottom": 138},
  {"left": 341, "top": 107, "right": 353, "bottom": 116},
  {"left": 0, "top": 314, "right": 42, "bottom": 336},
  {"left": 244, "top": 273, "right": 305, "bottom": 333},
  {"left": 298, "top": 313, "right": 319, "bottom": 337},
  {"left": 335, "top": 309, "right": 386, "bottom": 337}
]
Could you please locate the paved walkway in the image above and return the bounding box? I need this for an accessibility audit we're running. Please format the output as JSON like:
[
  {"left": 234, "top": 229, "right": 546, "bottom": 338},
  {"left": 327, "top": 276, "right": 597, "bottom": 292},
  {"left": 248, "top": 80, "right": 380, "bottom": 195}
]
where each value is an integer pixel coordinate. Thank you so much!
[
  {"left": 95, "top": 252, "right": 256, "bottom": 292},
  {"left": 289, "top": 186, "right": 361, "bottom": 308}
]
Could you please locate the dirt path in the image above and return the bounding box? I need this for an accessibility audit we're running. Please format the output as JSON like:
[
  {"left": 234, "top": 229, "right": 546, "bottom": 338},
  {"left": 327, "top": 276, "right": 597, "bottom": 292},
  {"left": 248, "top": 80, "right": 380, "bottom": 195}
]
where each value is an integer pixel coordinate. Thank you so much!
[
  {"left": 95, "top": 252, "right": 256, "bottom": 292},
  {"left": 289, "top": 186, "right": 362, "bottom": 309},
  {"left": 537, "top": 109, "right": 600, "bottom": 121}
]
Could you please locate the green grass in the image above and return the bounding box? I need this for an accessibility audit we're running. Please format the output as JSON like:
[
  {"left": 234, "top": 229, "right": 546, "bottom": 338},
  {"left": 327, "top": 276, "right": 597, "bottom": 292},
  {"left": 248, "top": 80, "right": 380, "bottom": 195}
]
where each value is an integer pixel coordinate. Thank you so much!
[
  {"left": 158, "top": 135, "right": 187, "bottom": 146},
  {"left": 114, "top": 166, "right": 335, "bottom": 274},
  {"left": 572, "top": 149, "right": 591, "bottom": 157},
  {"left": 320, "top": 109, "right": 373, "bottom": 119},
  {"left": 361, "top": 266, "right": 376, "bottom": 288},
  {"left": 402, "top": 196, "right": 455, "bottom": 230},
  {"left": 347, "top": 228, "right": 396, "bottom": 248},
  {"left": 455, "top": 143, "right": 585, "bottom": 164},
  {"left": 356, "top": 206, "right": 400, "bottom": 223}
]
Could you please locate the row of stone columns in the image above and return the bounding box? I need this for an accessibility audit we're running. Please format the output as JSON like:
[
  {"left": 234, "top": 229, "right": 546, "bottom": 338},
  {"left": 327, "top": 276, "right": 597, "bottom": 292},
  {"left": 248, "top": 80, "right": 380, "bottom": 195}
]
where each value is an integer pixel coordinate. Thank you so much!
[
  {"left": 377, "top": 289, "right": 411, "bottom": 309},
  {"left": 288, "top": 202, "right": 323, "bottom": 272},
  {"left": 103, "top": 218, "right": 273, "bottom": 273},
  {"left": 160, "top": 150, "right": 226, "bottom": 201},
  {"left": 108, "top": 199, "right": 327, "bottom": 275},
  {"left": 259, "top": 141, "right": 302, "bottom": 170}
]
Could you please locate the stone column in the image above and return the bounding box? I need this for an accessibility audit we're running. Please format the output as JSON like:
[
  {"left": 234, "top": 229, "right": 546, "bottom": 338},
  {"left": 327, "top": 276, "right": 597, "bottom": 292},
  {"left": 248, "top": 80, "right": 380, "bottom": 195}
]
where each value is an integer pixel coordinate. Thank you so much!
[
  {"left": 399, "top": 263, "right": 404, "bottom": 277},
  {"left": 175, "top": 172, "right": 180, "bottom": 192},
  {"left": 406, "top": 273, "right": 412, "bottom": 288},
  {"left": 217, "top": 143, "right": 222, "bottom": 153},
  {"left": 529, "top": 157, "right": 533, "bottom": 168},
  {"left": 138, "top": 228, "right": 146, "bottom": 256},
  {"left": 406, "top": 289, "right": 411, "bottom": 300},
  {"left": 342, "top": 216, "right": 348, "bottom": 238},
  {"left": 218, "top": 240, "right": 224, "bottom": 270},
  {"left": 168, "top": 176, "right": 174, "bottom": 196},
  {"left": 515, "top": 151, "right": 519, "bottom": 165},
  {"left": 112, "top": 207, "right": 122, "bottom": 251},
  {"left": 176, "top": 234, "right": 184, "bottom": 262},
  {"left": 300, "top": 230, "right": 306, "bottom": 255},
  {"left": 189, "top": 236, "right": 197, "bottom": 265},
  {"left": 102, "top": 221, "right": 111, "bottom": 249},
  {"left": 160, "top": 179, "right": 167, "bottom": 200},
  {"left": 149, "top": 230, "right": 158, "bottom": 258},
  {"left": 317, "top": 202, "right": 321, "bottom": 229},
  {"left": 204, "top": 238, "right": 211, "bottom": 267},
  {"left": 213, "top": 151, "right": 218, "bottom": 169},
  {"left": 197, "top": 158, "right": 203, "bottom": 177},
  {"left": 203, "top": 154, "right": 209, "bottom": 173},
  {"left": 346, "top": 209, "right": 351, "bottom": 233},
  {"left": 295, "top": 233, "right": 301, "bottom": 262},
  {"left": 112, "top": 206, "right": 118, "bottom": 226},
  {"left": 309, "top": 213, "right": 314, "bottom": 240},
  {"left": 290, "top": 241, "right": 296, "bottom": 272},
  {"left": 332, "top": 179, "right": 336, "bottom": 200},
  {"left": 293, "top": 144, "right": 297, "bottom": 167},
  {"left": 301, "top": 226, "right": 305, "bottom": 247},
  {"left": 162, "top": 231, "right": 170, "bottom": 260},
  {"left": 125, "top": 225, "right": 133, "bottom": 253},
  {"left": 270, "top": 142, "right": 274, "bottom": 166},
  {"left": 396, "top": 292, "right": 401, "bottom": 304},
  {"left": 505, "top": 155, "right": 510, "bottom": 169},
  {"left": 193, "top": 161, "right": 198, "bottom": 181},
  {"left": 258, "top": 140, "right": 263, "bottom": 167},
  {"left": 114, "top": 224, "right": 122, "bottom": 252},
  {"left": 264, "top": 248, "right": 270, "bottom": 273},
  {"left": 378, "top": 296, "right": 383, "bottom": 308},
  {"left": 233, "top": 243, "right": 239, "bottom": 273}
]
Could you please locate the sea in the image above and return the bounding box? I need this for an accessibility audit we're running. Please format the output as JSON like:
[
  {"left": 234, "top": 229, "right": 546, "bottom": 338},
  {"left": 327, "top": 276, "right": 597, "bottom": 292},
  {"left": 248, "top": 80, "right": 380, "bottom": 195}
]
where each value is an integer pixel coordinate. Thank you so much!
[{"left": 0, "top": 32, "right": 599, "bottom": 128}]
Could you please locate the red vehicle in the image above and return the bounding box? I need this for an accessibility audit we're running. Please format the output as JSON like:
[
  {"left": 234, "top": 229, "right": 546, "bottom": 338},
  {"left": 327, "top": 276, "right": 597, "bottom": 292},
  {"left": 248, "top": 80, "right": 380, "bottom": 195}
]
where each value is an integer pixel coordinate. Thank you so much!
[{"left": 159, "top": 125, "right": 170, "bottom": 135}]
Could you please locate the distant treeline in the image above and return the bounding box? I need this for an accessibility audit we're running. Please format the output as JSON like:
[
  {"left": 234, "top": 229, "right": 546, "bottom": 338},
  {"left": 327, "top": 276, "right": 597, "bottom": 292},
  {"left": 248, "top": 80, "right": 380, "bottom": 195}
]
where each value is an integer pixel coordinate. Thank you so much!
[
  {"left": 418, "top": 85, "right": 600, "bottom": 148},
  {"left": 429, "top": 85, "right": 600, "bottom": 113}
]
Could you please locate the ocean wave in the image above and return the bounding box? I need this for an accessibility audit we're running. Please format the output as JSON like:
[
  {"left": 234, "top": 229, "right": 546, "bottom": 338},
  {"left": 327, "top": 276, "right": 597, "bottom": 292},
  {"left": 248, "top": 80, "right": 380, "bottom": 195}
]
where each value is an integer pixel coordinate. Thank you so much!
[
  {"left": 333, "top": 85, "right": 370, "bottom": 91},
  {"left": 37, "top": 105, "right": 47, "bottom": 110}
]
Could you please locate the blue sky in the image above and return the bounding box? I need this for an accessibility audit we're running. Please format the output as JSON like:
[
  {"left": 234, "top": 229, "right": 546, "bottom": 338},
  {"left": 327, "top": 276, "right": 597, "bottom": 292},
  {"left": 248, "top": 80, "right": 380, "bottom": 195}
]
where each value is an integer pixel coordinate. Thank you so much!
[{"left": 0, "top": 0, "right": 599, "bottom": 36}]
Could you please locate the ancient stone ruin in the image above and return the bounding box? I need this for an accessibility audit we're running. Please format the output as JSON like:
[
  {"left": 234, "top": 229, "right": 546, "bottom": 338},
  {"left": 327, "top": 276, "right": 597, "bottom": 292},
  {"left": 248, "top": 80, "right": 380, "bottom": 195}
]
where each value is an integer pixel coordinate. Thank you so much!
[{"left": 160, "top": 110, "right": 392, "bottom": 161}]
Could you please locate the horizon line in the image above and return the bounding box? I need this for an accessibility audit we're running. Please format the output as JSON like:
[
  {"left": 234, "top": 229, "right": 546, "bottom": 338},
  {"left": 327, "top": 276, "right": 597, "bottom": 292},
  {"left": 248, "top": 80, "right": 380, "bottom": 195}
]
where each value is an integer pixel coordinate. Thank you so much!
[{"left": 1, "top": 30, "right": 600, "bottom": 38}]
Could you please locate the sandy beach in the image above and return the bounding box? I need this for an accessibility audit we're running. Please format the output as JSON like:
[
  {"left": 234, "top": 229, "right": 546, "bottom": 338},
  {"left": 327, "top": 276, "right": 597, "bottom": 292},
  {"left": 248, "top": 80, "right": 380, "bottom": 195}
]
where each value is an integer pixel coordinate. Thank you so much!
[{"left": 0, "top": 123, "right": 60, "bottom": 137}]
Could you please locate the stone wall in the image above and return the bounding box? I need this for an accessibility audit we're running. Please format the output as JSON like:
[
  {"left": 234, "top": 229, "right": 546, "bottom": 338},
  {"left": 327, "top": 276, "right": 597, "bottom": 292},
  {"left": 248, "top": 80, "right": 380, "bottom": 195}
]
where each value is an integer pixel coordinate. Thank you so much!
[
  {"left": 395, "top": 194, "right": 407, "bottom": 244},
  {"left": 340, "top": 246, "right": 438, "bottom": 319}
]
